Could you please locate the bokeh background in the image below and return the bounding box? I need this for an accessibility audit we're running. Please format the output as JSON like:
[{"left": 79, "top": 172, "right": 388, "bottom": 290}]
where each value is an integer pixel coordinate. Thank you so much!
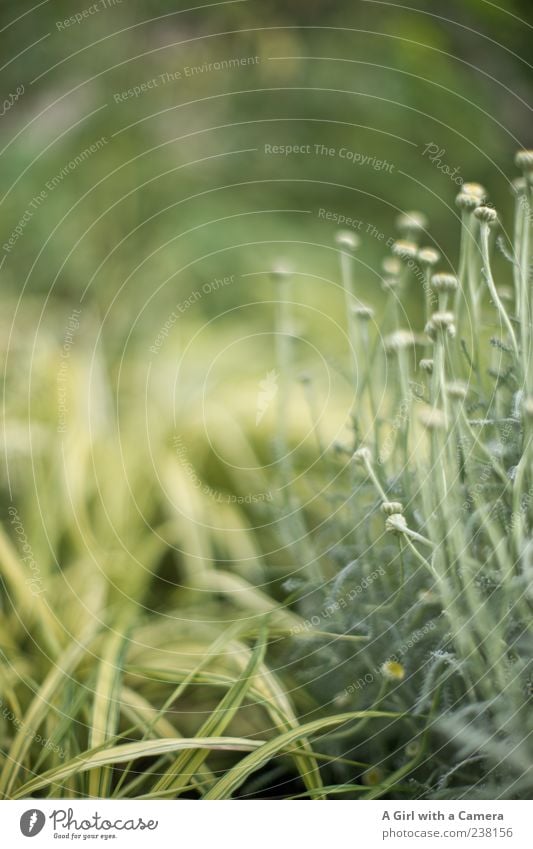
[{"left": 2, "top": 0, "right": 532, "bottom": 302}]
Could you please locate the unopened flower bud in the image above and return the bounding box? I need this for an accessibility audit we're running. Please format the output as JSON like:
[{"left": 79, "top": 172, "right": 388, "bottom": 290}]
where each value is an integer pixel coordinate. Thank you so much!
[
  {"left": 352, "top": 305, "right": 374, "bottom": 321},
  {"left": 381, "top": 501, "right": 404, "bottom": 516},
  {"left": 352, "top": 446, "right": 372, "bottom": 464},
  {"left": 446, "top": 380, "right": 468, "bottom": 401},
  {"left": 382, "top": 257, "right": 401, "bottom": 276},
  {"left": 455, "top": 192, "right": 482, "bottom": 212},
  {"left": 335, "top": 230, "right": 360, "bottom": 251},
  {"left": 384, "top": 329, "right": 416, "bottom": 354},
  {"left": 271, "top": 262, "right": 291, "bottom": 280},
  {"left": 462, "top": 182, "right": 486, "bottom": 199},
  {"left": 418, "top": 247, "right": 440, "bottom": 267},
  {"left": 425, "top": 311, "right": 456, "bottom": 340},
  {"left": 419, "top": 407, "right": 448, "bottom": 431},
  {"left": 431, "top": 273, "right": 458, "bottom": 293},
  {"left": 474, "top": 205, "right": 498, "bottom": 225},
  {"left": 396, "top": 211, "right": 428, "bottom": 235},
  {"left": 391, "top": 240, "right": 418, "bottom": 261},
  {"left": 385, "top": 512, "right": 408, "bottom": 534},
  {"left": 515, "top": 150, "right": 533, "bottom": 172}
]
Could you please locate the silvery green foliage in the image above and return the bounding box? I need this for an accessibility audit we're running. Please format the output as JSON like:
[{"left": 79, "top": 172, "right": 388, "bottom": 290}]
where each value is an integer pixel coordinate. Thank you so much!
[{"left": 282, "top": 161, "right": 533, "bottom": 797}]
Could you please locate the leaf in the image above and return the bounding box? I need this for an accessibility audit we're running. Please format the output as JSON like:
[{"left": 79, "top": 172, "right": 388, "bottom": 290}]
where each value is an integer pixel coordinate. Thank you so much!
[
  {"left": 204, "top": 711, "right": 402, "bottom": 799},
  {"left": 0, "top": 526, "right": 62, "bottom": 656},
  {"left": 152, "top": 626, "right": 268, "bottom": 794},
  {"left": 88, "top": 617, "right": 131, "bottom": 797},
  {"left": 12, "top": 738, "right": 263, "bottom": 799},
  {"left": 0, "top": 620, "right": 100, "bottom": 798}
]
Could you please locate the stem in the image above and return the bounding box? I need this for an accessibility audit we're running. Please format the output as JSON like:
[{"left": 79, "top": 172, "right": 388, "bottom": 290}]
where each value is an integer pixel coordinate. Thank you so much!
[{"left": 479, "top": 223, "right": 520, "bottom": 362}]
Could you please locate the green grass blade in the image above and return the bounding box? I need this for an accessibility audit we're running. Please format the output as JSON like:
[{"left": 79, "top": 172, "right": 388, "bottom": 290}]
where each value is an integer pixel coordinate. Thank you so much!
[
  {"left": 153, "top": 626, "right": 268, "bottom": 794},
  {"left": 0, "top": 620, "right": 100, "bottom": 798},
  {"left": 88, "top": 619, "right": 131, "bottom": 797},
  {"left": 0, "top": 526, "right": 62, "bottom": 655},
  {"left": 204, "top": 710, "right": 402, "bottom": 799},
  {"left": 118, "top": 686, "right": 214, "bottom": 796},
  {"left": 12, "top": 737, "right": 263, "bottom": 799}
]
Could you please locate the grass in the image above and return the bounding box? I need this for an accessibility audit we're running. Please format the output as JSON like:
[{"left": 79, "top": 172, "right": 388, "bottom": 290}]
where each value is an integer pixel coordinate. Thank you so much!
[{"left": 1, "top": 152, "right": 533, "bottom": 800}]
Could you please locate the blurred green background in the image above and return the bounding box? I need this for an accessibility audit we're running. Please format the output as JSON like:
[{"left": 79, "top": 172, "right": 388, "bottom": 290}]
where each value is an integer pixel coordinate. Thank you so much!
[{"left": 2, "top": 0, "right": 532, "bottom": 314}]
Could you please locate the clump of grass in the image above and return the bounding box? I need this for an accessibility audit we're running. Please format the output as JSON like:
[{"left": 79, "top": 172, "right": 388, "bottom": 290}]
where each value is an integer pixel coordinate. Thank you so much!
[{"left": 1, "top": 153, "right": 532, "bottom": 800}]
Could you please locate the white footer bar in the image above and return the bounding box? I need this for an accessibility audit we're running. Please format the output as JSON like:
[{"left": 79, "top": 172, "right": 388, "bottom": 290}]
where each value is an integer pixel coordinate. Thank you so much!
[{"left": 2, "top": 800, "right": 529, "bottom": 848}]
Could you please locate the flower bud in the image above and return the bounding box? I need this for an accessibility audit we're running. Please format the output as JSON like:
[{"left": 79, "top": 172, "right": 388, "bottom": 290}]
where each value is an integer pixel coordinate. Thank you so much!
[
  {"left": 392, "top": 240, "right": 418, "bottom": 261},
  {"left": 462, "top": 182, "right": 486, "bottom": 199},
  {"left": 446, "top": 380, "right": 468, "bottom": 401},
  {"left": 425, "top": 311, "right": 456, "bottom": 340},
  {"left": 382, "top": 257, "right": 401, "bottom": 276},
  {"left": 419, "top": 407, "right": 448, "bottom": 431},
  {"left": 271, "top": 262, "right": 291, "bottom": 280},
  {"left": 455, "top": 192, "right": 482, "bottom": 212},
  {"left": 384, "top": 329, "right": 416, "bottom": 354},
  {"left": 385, "top": 513, "right": 408, "bottom": 534},
  {"left": 352, "top": 305, "right": 374, "bottom": 321},
  {"left": 474, "top": 205, "right": 498, "bottom": 224},
  {"left": 417, "top": 247, "right": 440, "bottom": 267},
  {"left": 381, "top": 501, "right": 404, "bottom": 516},
  {"left": 431, "top": 273, "right": 458, "bottom": 293},
  {"left": 381, "top": 660, "right": 405, "bottom": 681},
  {"left": 515, "top": 150, "right": 533, "bottom": 172},
  {"left": 352, "top": 446, "right": 372, "bottom": 464},
  {"left": 396, "top": 211, "right": 428, "bottom": 235},
  {"left": 335, "top": 230, "right": 360, "bottom": 251}
]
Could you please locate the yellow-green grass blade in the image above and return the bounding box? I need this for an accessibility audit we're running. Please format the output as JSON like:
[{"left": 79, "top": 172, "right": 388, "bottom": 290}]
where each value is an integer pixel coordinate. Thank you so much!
[
  {"left": 116, "top": 622, "right": 249, "bottom": 794},
  {"left": 0, "top": 620, "right": 100, "bottom": 797},
  {"left": 153, "top": 627, "right": 268, "bottom": 794},
  {"left": 204, "top": 711, "right": 402, "bottom": 799},
  {"left": 212, "top": 644, "right": 325, "bottom": 797},
  {"left": 88, "top": 620, "right": 131, "bottom": 798},
  {"left": 12, "top": 737, "right": 263, "bottom": 799},
  {"left": 130, "top": 621, "right": 247, "bottom": 727},
  {"left": 288, "top": 783, "right": 415, "bottom": 799},
  {"left": 126, "top": 746, "right": 370, "bottom": 800},
  {"left": 128, "top": 645, "right": 325, "bottom": 797},
  {"left": 118, "top": 686, "right": 214, "bottom": 796},
  {"left": 33, "top": 678, "right": 88, "bottom": 776},
  {"left": 0, "top": 526, "right": 62, "bottom": 655}
]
